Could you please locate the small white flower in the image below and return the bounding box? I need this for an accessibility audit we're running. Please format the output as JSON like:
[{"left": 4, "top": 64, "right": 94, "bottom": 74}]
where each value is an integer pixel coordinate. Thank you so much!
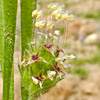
[
  {"left": 30, "top": 42, "right": 35, "bottom": 45},
  {"left": 69, "top": 54, "right": 76, "bottom": 59},
  {"left": 47, "top": 71, "right": 56, "bottom": 81},
  {"left": 54, "top": 30, "right": 60, "bottom": 36},
  {"left": 32, "top": 76, "right": 39, "bottom": 85}
]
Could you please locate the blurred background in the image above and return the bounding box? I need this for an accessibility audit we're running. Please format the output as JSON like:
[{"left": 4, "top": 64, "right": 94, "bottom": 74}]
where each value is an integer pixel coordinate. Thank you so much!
[{"left": 0, "top": 0, "right": 100, "bottom": 100}]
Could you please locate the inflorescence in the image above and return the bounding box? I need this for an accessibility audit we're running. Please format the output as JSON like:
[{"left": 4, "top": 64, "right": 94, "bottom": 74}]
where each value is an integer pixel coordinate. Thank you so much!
[{"left": 21, "top": 3, "right": 75, "bottom": 89}]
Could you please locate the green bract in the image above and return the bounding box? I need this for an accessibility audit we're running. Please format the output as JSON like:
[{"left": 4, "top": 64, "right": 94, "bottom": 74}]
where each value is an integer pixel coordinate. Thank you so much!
[{"left": 21, "top": 44, "right": 63, "bottom": 99}]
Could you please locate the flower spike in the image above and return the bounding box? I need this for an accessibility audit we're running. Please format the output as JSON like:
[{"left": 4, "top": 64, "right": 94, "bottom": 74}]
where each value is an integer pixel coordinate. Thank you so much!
[{"left": 21, "top": 3, "right": 75, "bottom": 99}]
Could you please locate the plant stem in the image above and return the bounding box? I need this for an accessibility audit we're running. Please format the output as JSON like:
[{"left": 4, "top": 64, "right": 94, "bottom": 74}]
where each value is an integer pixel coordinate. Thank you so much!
[
  {"left": 21, "top": 0, "right": 37, "bottom": 100},
  {"left": 0, "top": 0, "right": 4, "bottom": 75},
  {"left": 0, "top": 0, "right": 17, "bottom": 100},
  {"left": 21, "top": 0, "right": 34, "bottom": 60}
]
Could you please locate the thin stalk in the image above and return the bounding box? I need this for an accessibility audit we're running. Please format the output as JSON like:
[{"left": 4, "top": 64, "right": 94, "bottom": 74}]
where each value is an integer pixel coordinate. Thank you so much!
[
  {"left": 0, "top": 0, "right": 4, "bottom": 75},
  {"left": 0, "top": 0, "right": 17, "bottom": 100},
  {"left": 33, "top": 0, "right": 37, "bottom": 47},
  {"left": 0, "top": 2, "right": 4, "bottom": 100}
]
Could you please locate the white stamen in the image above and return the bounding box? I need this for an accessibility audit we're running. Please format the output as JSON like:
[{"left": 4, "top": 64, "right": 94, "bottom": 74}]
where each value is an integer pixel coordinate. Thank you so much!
[{"left": 39, "top": 81, "right": 43, "bottom": 88}]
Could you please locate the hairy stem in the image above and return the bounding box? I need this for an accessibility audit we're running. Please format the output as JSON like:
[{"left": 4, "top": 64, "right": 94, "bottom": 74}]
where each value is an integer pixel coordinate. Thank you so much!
[
  {"left": 0, "top": 0, "right": 17, "bottom": 100},
  {"left": 21, "top": 0, "right": 37, "bottom": 100}
]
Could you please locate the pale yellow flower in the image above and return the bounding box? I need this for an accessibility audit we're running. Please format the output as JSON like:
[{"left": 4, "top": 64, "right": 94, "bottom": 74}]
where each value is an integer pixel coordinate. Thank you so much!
[
  {"left": 52, "top": 10, "right": 59, "bottom": 17},
  {"left": 32, "top": 75, "right": 46, "bottom": 88},
  {"left": 46, "top": 21, "right": 54, "bottom": 28},
  {"left": 65, "top": 14, "right": 74, "bottom": 21},
  {"left": 55, "top": 13, "right": 61, "bottom": 19},
  {"left": 47, "top": 71, "right": 56, "bottom": 81},
  {"left": 60, "top": 11, "right": 68, "bottom": 20},
  {"left": 35, "top": 21, "right": 45, "bottom": 28},
  {"left": 60, "top": 13, "right": 66, "bottom": 20},
  {"left": 32, "top": 10, "right": 42, "bottom": 18},
  {"left": 32, "top": 76, "right": 39, "bottom": 84},
  {"left": 52, "top": 10, "right": 61, "bottom": 19},
  {"left": 48, "top": 3, "right": 58, "bottom": 9}
]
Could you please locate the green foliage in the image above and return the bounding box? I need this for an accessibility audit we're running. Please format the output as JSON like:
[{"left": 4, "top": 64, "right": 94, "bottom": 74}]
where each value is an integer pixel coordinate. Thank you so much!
[
  {"left": 72, "top": 67, "right": 88, "bottom": 79},
  {"left": 84, "top": 12, "right": 100, "bottom": 19},
  {"left": 76, "top": 12, "right": 100, "bottom": 19}
]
